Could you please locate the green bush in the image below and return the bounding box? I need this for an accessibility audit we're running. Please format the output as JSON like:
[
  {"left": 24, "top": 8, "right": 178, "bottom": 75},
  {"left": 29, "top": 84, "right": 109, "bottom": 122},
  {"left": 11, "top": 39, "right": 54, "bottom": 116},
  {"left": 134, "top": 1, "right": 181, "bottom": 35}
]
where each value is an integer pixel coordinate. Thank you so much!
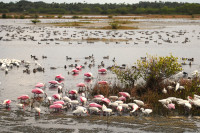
[
  {"left": 72, "top": 15, "right": 81, "bottom": 19},
  {"left": 137, "top": 54, "right": 182, "bottom": 91},
  {"left": 2, "top": 13, "right": 6, "bottom": 18},
  {"left": 20, "top": 15, "right": 25, "bottom": 19},
  {"left": 31, "top": 19, "right": 41, "bottom": 24},
  {"left": 58, "top": 15, "right": 62, "bottom": 18},
  {"left": 112, "top": 54, "right": 182, "bottom": 91},
  {"left": 109, "top": 22, "right": 120, "bottom": 29},
  {"left": 112, "top": 67, "right": 140, "bottom": 88}
]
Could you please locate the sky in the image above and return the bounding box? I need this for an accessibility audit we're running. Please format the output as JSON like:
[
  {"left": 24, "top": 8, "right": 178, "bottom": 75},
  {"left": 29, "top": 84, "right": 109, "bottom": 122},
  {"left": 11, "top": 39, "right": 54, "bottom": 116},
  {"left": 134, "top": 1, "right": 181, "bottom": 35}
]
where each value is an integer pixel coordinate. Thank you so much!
[{"left": 0, "top": 0, "right": 200, "bottom": 4}]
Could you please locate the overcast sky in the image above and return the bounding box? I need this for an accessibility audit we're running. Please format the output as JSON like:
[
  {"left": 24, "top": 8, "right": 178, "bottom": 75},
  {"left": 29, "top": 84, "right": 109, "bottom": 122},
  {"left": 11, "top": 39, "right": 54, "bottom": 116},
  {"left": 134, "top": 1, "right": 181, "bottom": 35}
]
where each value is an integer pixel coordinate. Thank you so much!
[{"left": 1, "top": 0, "right": 200, "bottom": 4}]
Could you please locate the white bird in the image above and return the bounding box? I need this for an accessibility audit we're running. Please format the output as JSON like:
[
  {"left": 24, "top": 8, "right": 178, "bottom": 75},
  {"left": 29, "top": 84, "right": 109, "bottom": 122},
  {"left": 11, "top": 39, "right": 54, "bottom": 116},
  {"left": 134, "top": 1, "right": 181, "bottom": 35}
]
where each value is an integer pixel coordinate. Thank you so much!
[
  {"left": 167, "top": 97, "right": 177, "bottom": 102},
  {"left": 70, "top": 100, "right": 79, "bottom": 105},
  {"left": 109, "top": 96, "right": 118, "bottom": 101},
  {"left": 167, "top": 86, "right": 174, "bottom": 90},
  {"left": 109, "top": 102, "right": 118, "bottom": 108},
  {"left": 134, "top": 100, "right": 144, "bottom": 106},
  {"left": 190, "top": 99, "right": 200, "bottom": 107},
  {"left": 175, "top": 82, "right": 180, "bottom": 91},
  {"left": 184, "top": 102, "right": 192, "bottom": 110},
  {"left": 158, "top": 99, "right": 171, "bottom": 105},
  {"left": 47, "top": 97, "right": 53, "bottom": 105},
  {"left": 89, "top": 107, "right": 100, "bottom": 113},
  {"left": 140, "top": 108, "right": 152, "bottom": 115},
  {"left": 115, "top": 100, "right": 123, "bottom": 104},
  {"left": 162, "top": 88, "right": 167, "bottom": 94},
  {"left": 117, "top": 105, "right": 123, "bottom": 112},
  {"left": 16, "top": 103, "right": 25, "bottom": 110},
  {"left": 176, "top": 99, "right": 189, "bottom": 105},
  {"left": 194, "top": 94, "right": 200, "bottom": 100},
  {"left": 34, "top": 107, "right": 41, "bottom": 116},
  {"left": 130, "top": 103, "right": 139, "bottom": 113},
  {"left": 63, "top": 96, "right": 71, "bottom": 103},
  {"left": 102, "top": 104, "right": 112, "bottom": 115},
  {"left": 119, "top": 103, "right": 129, "bottom": 109},
  {"left": 73, "top": 106, "right": 88, "bottom": 116}
]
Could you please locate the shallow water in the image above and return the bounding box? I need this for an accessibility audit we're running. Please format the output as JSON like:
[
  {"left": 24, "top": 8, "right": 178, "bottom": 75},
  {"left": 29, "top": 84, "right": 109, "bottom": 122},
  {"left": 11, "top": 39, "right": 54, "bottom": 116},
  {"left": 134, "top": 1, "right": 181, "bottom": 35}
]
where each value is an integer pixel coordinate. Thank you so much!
[{"left": 0, "top": 18, "right": 200, "bottom": 132}]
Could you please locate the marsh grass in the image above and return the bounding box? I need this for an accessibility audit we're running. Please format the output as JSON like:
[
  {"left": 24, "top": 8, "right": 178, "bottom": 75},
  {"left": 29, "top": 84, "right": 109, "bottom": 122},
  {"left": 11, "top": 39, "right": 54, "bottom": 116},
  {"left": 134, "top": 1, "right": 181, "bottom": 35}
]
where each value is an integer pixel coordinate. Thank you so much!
[
  {"left": 52, "top": 21, "right": 91, "bottom": 27},
  {"left": 112, "top": 20, "right": 137, "bottom": 24}
]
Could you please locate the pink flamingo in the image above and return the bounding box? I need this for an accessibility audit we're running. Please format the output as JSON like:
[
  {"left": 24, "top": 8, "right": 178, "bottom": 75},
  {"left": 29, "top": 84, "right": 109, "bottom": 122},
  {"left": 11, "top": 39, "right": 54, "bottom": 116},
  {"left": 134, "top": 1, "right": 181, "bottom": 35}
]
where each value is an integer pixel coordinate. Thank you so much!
[
  {"left": 68, "top": 90, "right": 78, "bottom": 100},
  {"left": 72, "top": 69, "right": 79, "bottom": 74},
  {"left": 68, "top": 90, "right": 78, "bottom": 95},
  {"left": 53, "top": 100, "right": 65, "bottom": 105},
  {"left": 31, "top": 88, "right": 44, "bottom": 97},
  {"left": 52, "top": 94, "right": 61, "bottom": 100},
  {"left": 76, "top": 65, "right": 82, "bottom": 70},
  {"left": 77, "top": 82, "right": 86, "bottom": 88},
  {"left": 84, "top": 78, "right": 92, "bottom": 83},
  {"left": 77, "top": 82, "right": 86, "bottom": 91},
  {"left": 98, "top": 68, "right": 107, "bottom": 73},
  {"left": 98, "top": 81, "right": 108, "bottom": 85},
  {"left": 119, "top": 92, "right": 130, "bottom": 98},
  {"left": 55, "top": 74, "right": 65, "bottom": 81},
  {"left": 94, "top": 95, "right": 104, "bottom": 98},
  {"left": 89, "top": 103, "right": 102, "bottom": 109},
  {"left": 101, "top": 98, "right": 111, "bottom": 105},
  {"left": 35, "top": 83, "right": 45, "bottom": 88},
  {"left": 80, "top": 96, "right": 87, "bottom": 105},
  {"left": 50, "top": 104, "right": 63, "bottom": 111},
  {"left": 18, "top": 95, "right": 29, "bottom": 103},
  {"left": 3, "top": 99, "right": 11, "bottom": 108},
  {"left": 49, "top": 80, "right": 59, "bottom": 87},
  {"left": 118, "top": 96, "right": 126, "bottom": 101},
  {"left": 84, "top": 72, "right": 93, "bottom": 79}
]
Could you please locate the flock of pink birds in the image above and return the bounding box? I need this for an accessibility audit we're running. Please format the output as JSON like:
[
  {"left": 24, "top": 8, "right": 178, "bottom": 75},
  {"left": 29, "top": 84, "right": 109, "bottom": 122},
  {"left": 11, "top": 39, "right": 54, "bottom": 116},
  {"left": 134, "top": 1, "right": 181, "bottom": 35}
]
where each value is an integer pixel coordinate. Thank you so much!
[{"left": 2, "top": 66, "right": 153, "bottom": 117}]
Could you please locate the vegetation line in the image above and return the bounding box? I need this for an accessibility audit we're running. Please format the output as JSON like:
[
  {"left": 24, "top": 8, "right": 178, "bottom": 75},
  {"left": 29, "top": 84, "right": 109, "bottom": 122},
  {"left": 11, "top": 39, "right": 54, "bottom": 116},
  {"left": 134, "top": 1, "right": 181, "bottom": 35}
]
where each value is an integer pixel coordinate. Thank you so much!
[{"left": 0, "top": 0, "right": 200, "bottom": 16}]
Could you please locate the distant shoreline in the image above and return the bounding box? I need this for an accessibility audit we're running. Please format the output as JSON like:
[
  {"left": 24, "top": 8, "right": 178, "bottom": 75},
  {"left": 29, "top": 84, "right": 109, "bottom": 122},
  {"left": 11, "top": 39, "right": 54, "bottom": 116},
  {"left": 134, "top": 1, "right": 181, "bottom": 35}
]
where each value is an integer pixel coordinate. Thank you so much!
[{"left": 0, "top": 14, "right": 200, "bottom": 19}]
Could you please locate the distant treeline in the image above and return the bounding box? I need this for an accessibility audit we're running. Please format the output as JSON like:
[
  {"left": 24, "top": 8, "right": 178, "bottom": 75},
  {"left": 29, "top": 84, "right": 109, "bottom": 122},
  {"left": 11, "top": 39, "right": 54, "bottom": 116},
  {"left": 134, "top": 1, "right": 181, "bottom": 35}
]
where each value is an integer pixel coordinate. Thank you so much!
[{"left": 0, "top": 0, "right": 200, "bottom": 15}]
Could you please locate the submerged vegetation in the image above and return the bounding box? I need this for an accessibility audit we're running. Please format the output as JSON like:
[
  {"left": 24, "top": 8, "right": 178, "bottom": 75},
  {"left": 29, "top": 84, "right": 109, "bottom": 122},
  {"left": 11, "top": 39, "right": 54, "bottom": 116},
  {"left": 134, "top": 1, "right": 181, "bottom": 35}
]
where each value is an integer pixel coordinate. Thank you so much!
[{"left": 0, "top": 0, "right": 200, "bottom": 16}]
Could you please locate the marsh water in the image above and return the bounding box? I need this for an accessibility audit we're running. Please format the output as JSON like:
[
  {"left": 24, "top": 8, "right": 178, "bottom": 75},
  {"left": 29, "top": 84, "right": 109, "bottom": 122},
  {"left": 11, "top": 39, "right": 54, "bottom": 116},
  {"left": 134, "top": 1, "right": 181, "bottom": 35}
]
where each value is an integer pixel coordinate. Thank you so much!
[{"left": 0, "top": 18, "right": 200, "bottom": 132}]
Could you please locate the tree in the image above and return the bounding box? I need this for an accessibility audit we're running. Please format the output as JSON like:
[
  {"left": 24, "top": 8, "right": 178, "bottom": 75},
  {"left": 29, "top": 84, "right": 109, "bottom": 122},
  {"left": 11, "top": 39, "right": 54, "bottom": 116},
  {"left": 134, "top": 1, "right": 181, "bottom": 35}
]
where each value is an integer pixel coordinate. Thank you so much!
[
  {"left": 93, "top": 7, "right": 102, "bottom": 13},
  {"left": 82, "top": 8, "right": 90, "bottom": 14}
]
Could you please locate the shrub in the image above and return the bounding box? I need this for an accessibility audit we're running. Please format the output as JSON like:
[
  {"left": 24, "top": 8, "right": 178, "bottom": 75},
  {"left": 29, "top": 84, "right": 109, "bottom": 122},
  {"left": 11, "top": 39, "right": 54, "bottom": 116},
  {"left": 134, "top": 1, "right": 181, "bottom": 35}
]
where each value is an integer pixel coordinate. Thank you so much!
[
  {"left": 112, "top": 54, "right": 182, "bottom": 92},
  {"left": 112, "top": 67, "right": 140, "bottom": 88},
  {"left": 72, "top": 15, "right": 81, "bottom": 19},
  {"left": 20, "top": 15, "right": 25, "bottom": 19},
  {"left": 109, "top": 22, "right": 120, "bottom": 29},
  {"left": 137, "top": 54, "right": 182, "bottom": 91},
  {"left": 2, "top": 13, "right": 6, "bottom": 18},
  {"left": 108, "top": 15, "right": 113, "bottom": 18},
  {"left": 31, "top": 19, "right": 41, "bottom": 24},
  {"left": 58, "top": 15, "right": 62, "bottom": 18}
]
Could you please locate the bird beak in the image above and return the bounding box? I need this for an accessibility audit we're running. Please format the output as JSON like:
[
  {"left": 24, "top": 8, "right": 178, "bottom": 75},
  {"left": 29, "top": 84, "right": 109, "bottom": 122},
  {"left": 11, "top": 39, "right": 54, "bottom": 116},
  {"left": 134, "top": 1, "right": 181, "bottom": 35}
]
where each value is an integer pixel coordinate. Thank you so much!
[{"left": 86, "top": 111, "right": 90, "bottom": 116}]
